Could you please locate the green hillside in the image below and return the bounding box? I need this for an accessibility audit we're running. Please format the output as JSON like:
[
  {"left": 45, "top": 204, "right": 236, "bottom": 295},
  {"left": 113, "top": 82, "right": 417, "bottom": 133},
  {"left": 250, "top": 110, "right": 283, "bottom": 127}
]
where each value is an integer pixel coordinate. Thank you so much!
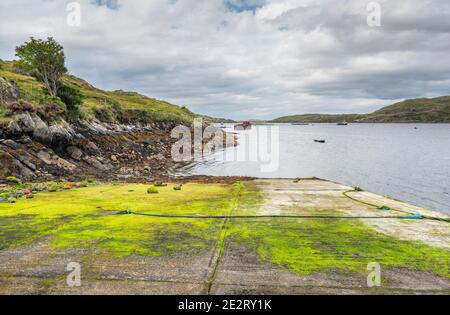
[
  {"left": 0, "top": 60, "right": 196, "bottom": 124},
  {"left": 365, "top": 97, "right": 450, "bottom": 122},
  {"left": 273, "top": 97, "right": 450, "bottom": 123},
  {"left": 272, "top": 113, "right": 362, "bottom": 123}
]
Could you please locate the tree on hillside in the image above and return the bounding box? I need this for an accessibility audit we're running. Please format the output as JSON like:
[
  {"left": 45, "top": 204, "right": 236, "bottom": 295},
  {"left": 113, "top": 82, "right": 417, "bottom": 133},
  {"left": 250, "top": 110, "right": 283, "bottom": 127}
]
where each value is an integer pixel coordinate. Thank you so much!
[{"left": 15, "top": 37, "right": 67, "bottom": 97}]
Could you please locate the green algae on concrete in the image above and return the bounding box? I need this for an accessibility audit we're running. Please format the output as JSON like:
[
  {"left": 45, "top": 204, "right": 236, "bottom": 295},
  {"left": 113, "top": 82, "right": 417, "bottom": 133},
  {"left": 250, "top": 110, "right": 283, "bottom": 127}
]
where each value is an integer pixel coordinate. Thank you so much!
[
  {"left": 0, "top": 179, "right": 448, "bottom": 281},
  {"left": 0, "top": 182, "right": 242, "bottom": 256},
  {"left": 230, "top": 214, "right": 450, "bottom": 278}
]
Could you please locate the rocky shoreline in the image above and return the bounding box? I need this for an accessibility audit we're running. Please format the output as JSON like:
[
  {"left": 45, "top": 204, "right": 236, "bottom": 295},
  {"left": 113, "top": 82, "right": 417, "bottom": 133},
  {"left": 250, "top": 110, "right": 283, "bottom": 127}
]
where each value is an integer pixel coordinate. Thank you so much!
[{"left": 0, "top": 112, "right": 219, "bottom": 183}]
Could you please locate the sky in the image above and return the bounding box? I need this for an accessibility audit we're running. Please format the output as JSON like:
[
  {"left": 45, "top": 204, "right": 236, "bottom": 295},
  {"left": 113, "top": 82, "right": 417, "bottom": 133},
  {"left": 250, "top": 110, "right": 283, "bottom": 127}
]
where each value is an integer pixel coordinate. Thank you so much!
[{"left": 1, "top": 0, "right": 450, "bottom": 120}]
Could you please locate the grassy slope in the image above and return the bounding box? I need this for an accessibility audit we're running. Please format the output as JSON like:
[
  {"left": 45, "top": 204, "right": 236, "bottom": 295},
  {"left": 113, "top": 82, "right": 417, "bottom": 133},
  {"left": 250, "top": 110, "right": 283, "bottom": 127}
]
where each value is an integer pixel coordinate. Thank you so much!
[
  {"left": 273, "top": 97, "right": 450, "bottom": 123},
  {"left": 0, "top": 60, "right": 197, "bottom": 123}
]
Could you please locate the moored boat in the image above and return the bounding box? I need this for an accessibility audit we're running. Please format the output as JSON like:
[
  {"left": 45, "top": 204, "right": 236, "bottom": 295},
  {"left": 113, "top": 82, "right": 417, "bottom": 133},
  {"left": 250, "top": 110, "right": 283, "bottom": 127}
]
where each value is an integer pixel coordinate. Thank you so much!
[{"left": 234, "top": 121, "right": 252, "bottom": 130}]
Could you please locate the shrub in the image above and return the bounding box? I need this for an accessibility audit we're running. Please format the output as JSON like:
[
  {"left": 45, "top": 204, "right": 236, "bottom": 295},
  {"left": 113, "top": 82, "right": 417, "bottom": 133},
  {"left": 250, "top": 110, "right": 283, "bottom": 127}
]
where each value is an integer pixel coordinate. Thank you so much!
[
  {"left": 5, "top": 101, "right": 35, "bottom": 116},
  {"left": 37, "top": 93, "right": 65, "bottom": 106},
  {"left": 94, "top": 107, "right": 116, "bottom": 123},
  {"left": 58, "top": 84, "right": 86, "bottom": 122},
  {"left": 35, "top": 103, "right": 65, "bottom": 122},
  {"left": 173, "top": 184, "right": 182, "bottom": 191},
  {"left": 57, "top": 84, "right": 83, "bottom": 110},
  {"left": 147, "top": 186, "right": 159, "bottom": 194},
  {"left": 65, "top": 106, "right": 86, "bottom": 122},
  {"left": 118, "top": 109, "right": 152, "bottom": 124}
]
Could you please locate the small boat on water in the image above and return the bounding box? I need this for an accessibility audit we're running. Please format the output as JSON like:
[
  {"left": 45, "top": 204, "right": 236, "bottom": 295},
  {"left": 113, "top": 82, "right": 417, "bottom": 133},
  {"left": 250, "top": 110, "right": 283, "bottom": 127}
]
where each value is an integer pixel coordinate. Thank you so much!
[
  {"left": 337, "top": 122, "right": 348, "bottom": 126},
  {"left": 314, "top": 139, "right": 326, "bottom": 143},
  {"left": 234, "top": 121, "right": 252, "bottom": 131},
  {"left": 292, "top": 123, "right": 309, "bottom": 125}
]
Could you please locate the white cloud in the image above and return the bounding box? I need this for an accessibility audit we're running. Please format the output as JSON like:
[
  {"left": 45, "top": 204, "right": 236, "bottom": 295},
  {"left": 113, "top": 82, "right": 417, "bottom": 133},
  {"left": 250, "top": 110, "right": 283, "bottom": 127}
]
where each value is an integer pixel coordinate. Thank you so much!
[{"left": 1, "top": 0, "right": 450, "bottom": 120}]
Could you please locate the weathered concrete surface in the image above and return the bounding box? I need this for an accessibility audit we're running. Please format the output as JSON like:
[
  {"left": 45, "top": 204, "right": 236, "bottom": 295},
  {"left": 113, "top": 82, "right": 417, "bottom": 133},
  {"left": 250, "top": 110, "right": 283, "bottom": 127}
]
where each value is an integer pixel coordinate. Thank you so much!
[
  {"left": 211, "top": 179, "right": 450, "bottom": 295},
  {"left": 0, "top": 179, "right": 449, "bottom": 295}
]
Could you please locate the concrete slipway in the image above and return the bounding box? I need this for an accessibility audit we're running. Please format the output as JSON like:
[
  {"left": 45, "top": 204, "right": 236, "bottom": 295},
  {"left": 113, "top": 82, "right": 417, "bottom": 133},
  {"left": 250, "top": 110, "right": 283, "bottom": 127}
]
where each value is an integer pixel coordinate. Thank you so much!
[{"left": 0, "top": 179, "right": 448, "bottom": 295}]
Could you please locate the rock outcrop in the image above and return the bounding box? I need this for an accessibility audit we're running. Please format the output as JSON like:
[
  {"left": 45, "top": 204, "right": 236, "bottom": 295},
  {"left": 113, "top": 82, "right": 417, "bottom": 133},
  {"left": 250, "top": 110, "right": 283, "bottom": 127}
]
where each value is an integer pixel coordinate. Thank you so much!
[
  {"left": 0, "top": 113, "right": 187, "bottom": 181},
  {"left": 0, "top": 77, "right": 20, "bottom": 103}
]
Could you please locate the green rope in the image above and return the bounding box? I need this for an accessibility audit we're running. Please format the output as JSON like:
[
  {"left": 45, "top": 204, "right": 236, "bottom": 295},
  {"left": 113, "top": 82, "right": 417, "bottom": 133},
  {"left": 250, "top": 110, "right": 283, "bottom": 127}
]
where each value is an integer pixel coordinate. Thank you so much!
[
  {"left": 342, "top": 190, "right": 449, "bottom": 223},
  {"left": 117, "top": 210, "right": 437, "bottom": 221}
]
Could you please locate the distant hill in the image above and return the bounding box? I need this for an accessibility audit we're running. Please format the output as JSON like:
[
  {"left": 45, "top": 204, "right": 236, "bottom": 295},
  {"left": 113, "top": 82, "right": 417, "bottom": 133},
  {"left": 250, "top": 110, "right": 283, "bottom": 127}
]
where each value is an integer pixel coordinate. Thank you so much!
[
  {"left": 272, "top": 97, "right": 450, "bottom": 123},
  {"left": 199, "top": 115, "right": 235, "bottom": 123}
]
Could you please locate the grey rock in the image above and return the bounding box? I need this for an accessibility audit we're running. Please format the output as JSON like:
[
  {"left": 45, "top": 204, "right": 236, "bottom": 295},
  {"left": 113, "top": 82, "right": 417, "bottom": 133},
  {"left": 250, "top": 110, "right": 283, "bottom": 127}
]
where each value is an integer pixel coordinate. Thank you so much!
[
  {"left": 67, "top": 146, "right": 83, "bottom": 160},
  {"left": 52, "top": 155, "right": 77, "bottom": 171},
  {"left": 49, "top": 122, "right": 75, "bottom": 152},
  {"left": 32, "top": 115, "right": 52, "bottom": 145},
  {"left": 17, "top": 136, "right": 32, "bottom": 144},
  {"left": 12, "top": 112, "right": 36, "bottom": 134},
  {"left": 15, "top": 154, "right": 37, "bottom": 171},
  {"left": 2, "top": 139, "right": 20, "bottom": 149},
  {"left": 85, "top": 157, "right": 110, "bottom": 171},
  {"left": 81, "top": 141, "right": 99, "bottom": 154},
  {"left": 119, "top": 167, "right": 134, "bottom": 175},
  {"left": 0, "top": 77, "right": 20, "bottom": 103},
  {"left": 0, "top": 144, "right": 8, "bottom": 152},
  {"left": 35, "top": 150, "right": 52, "bottom": 165}
]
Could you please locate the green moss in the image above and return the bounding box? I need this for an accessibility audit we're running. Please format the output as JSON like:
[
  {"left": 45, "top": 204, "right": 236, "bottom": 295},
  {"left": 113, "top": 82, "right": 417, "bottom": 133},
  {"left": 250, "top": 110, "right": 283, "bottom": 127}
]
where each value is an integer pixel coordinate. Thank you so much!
[
  {"left": 49, "top": 185, "right": 58, "bottom": 192},
  {"left": 173, "top": 185, "right": 182, "bottom": 191},
  {"left": 147, "top": 186, "right": 159, "bottom": 194},
  {"left": 230, "top": 216, "right": 449, "bottom": 278},
  {"left": 0, "top": 183, "right": 240, "bottom": 257},
  {"left": 6, "top": 176, "right": 22, "bottom": 185},
  {"left": 0, "top": 180, "right": 448, "bottom": 280}
]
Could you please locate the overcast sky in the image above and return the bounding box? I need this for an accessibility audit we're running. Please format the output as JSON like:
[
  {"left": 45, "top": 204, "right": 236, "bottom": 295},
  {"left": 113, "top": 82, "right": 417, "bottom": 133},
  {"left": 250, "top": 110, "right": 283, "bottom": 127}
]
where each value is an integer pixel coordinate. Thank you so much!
[{"left": 1, "top": 0, "right": 450, "bottom": 120}]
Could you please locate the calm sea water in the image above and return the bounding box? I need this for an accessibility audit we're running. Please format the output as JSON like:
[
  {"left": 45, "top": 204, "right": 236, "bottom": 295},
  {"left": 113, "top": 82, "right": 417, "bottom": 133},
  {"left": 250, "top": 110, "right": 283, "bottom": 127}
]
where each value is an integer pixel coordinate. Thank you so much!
[{"left": 179, "top": 123, "right": 450, "bottom": 214}]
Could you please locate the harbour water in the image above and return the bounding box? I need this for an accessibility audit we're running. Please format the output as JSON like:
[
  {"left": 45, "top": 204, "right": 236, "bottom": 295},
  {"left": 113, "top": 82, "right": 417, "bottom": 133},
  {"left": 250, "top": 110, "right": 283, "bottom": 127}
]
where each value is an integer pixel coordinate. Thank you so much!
[{"left": 180, "top": 123, "right": 450, "bottom": 214}]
